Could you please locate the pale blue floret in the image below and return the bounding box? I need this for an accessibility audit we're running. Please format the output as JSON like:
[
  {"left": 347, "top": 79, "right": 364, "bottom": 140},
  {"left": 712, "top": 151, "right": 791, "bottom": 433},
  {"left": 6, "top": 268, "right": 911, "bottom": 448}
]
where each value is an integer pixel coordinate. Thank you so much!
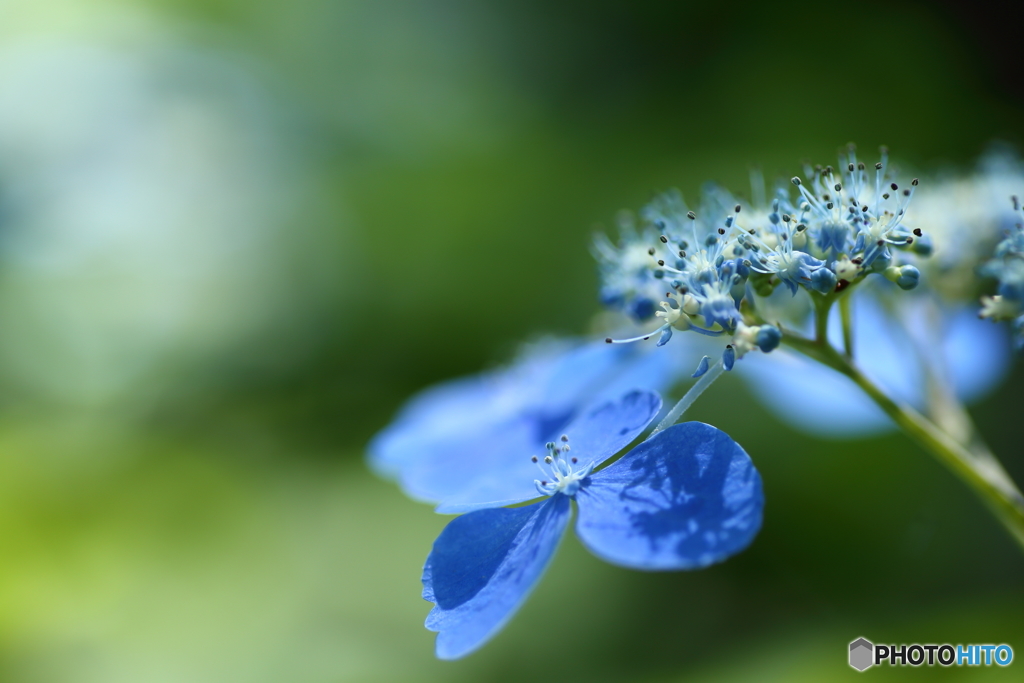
[
  {"left": 422, "top": 421, "right": 764, "bottom": 659},
  {"left": 809, "top": 265, "right": 838, "bottom": 294}
]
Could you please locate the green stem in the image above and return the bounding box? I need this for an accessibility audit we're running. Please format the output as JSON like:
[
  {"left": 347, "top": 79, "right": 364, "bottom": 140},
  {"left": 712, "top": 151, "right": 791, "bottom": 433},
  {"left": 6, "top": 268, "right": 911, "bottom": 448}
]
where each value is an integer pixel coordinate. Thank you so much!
[
  {"left": 812, "top": 294, "right": 832, "bottom": 343},
  {"left": 839, "top": 294, "right": 854, "bottom": 359},
  {"left": 782, "top": 333, "right": 1024, "bottom": 550}
]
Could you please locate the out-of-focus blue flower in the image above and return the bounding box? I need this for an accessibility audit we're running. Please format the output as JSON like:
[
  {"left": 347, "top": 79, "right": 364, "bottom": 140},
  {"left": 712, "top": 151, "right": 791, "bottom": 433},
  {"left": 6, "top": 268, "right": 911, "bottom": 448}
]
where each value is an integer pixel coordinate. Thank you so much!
[
  {"left": 422, "top": 420, "right": 763, "bottom": 659},
  {"left": 368, "top": 339, "right": 688, "bottom": 507},
  {"left": 979, "top": 197, "right": 1024, "bottom": 348},
  {"left": 739, "top": 291, "right": 1010, "bottom": 437}
]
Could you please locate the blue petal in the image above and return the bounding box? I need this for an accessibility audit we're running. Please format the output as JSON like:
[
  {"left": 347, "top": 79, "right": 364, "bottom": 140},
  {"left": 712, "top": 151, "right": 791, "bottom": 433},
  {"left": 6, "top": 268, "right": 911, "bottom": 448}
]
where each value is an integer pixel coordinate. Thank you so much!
[
  {"left": 370, "top": 339, "right": 676, "bottom": 504},
  {"left": 423, "top": 495, "right": 571, "bottom": 660},
  {"left": 739, "top": 292, "right": 1010, "bottom": 437},
  {"left": 436, "top": 390, "right": 662, "bottom": 513},
  {"left": 574, "top": 422, "right": 763, "bottom": 570}
]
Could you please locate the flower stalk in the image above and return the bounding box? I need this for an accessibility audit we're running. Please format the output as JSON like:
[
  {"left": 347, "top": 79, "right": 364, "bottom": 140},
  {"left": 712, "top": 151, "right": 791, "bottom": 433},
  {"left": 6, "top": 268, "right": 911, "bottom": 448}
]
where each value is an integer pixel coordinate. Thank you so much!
[{"left": 781, "top": 328, "right": 1024, "bottom": 551}]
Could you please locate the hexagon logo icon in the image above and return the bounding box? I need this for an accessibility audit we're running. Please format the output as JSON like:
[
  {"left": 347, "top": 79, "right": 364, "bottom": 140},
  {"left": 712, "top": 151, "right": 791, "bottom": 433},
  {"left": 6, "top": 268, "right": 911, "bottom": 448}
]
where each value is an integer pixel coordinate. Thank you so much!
[{"left": 849, "top": 637, "right": 874, "bottom": 671}]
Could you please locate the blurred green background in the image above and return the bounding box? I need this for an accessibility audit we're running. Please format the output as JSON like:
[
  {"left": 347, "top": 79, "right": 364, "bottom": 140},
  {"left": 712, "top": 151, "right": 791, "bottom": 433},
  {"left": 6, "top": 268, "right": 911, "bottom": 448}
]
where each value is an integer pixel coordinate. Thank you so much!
[{"left": 0, "top": 1, "right": 1022, "bottom": 681}]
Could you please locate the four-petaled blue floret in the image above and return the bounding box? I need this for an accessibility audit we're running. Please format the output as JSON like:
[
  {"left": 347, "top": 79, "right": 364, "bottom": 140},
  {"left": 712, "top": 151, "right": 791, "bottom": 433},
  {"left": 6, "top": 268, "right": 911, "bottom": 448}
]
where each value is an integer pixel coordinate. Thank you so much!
[{"left": 421, "top": 393, "right": 763, "bottom": 659}]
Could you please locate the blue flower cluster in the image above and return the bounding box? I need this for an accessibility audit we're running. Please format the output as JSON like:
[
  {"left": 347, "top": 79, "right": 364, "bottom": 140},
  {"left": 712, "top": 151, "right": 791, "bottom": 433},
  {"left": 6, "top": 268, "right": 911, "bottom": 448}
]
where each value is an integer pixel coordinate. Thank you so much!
[
  {"left": 370, "top": 340, "right": 764, "bottom": 659},
  {"left": 979, "top": 196, "right": 1024, "bottom": 348},
  {"left": 596, "top": 147, "right": 928, "bottom": 373}
]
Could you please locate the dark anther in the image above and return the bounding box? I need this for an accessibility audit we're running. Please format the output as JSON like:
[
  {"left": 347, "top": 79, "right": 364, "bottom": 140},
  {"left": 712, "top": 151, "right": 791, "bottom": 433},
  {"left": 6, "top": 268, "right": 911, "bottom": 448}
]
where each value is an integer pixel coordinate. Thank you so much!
[
  {"left": 822, "top": 193, "right": 830, "bottom": 201},
  {"left": 852, "top": 258, "right": 863, "bottom": 265},
  {"left": 791, "top": 177, "right": 801, "bottom": 186},
  {"left": 605, "top": 337, "right": 612, "bottom": 343},
  {"left": 782, "top": 214, "right": 791, "bottom": 222},
  {"left": 718, "top": 228, "right": 725, "bottom": 235},
  {"left": 861, "top": 205, "right": 868, "bottom": 212},
  {"left": 913, "top": 228, "right": 922, "bottom": 236},
  {"left": 687, "top": 211, "right": 696, "bottom": 220},
  {"left": 882, "top": 193, "right": 890, "bottom": 200},
  {"left": 912, "top": 178, "right": 919, "bottom": 186},
  {"left": 648, "top": 247, "right": 656, "bottom": 256},
  {"left": 875, "top": 161, "right": 883, "bottom": 170},
  {"left": 890, "top": 182, "right": 898, "bottom": 191},
  {"left": 678, "top": 250, "right": 685, "bottom": 257},
  {"left": 531, "top": 456, "right": 538, "bottom": 463},
  {"left": 826, "top": 202, "right": 834, "bottom": 210},
  {"left": 903, "top": 189, "right": 910, "bottom": 196},
  {"left": 796, "top": 223, "right": 807, "bottom": 231},
  {"left": 560, "top": 434, "right": 569, "bottom": 442},
  {"left": 858, "top": 162, "right": 865, "bottom": 170},
  {"left": 848, "top": 163, "right": 854, "bottom": 172},
  {"left": 658, "top": 260, "right": 665, "bottom": 266},
  {"left": 643, "top": 336, "right": 650, "bottom": 341},
  {"left": 571, "top": 457, "right": 578, "bottom": 464},
  {"left": 826, "top": 165, "right": 834, "bottom": 175},
  {"left": 877, "top": 239, "right": 885, "bottom": 246},
  {"left": 735, "top": 204, "right": 742, "bottom": 212},
  {"left": 848, "top": 206, "right": 856, "bottom": 214},
  {"left": 906, "top": 237, "right": 914, "bottom": 244},
  {"left": 660, "top": 235, "right": 668, "bottom": 243},
  {"left": 541, "top": 480, "right": 547, "bottom": 486}
]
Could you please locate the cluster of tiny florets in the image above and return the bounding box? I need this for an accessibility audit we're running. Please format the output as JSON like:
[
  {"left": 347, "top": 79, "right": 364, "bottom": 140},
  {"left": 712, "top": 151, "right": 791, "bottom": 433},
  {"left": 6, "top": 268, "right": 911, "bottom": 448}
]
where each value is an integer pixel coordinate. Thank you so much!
[
  {"left": 979, "top": 196, "right": 1024, "bottom": 348},
  {"left": 596, "top": 145, "right": 929, "bottom": 370}
]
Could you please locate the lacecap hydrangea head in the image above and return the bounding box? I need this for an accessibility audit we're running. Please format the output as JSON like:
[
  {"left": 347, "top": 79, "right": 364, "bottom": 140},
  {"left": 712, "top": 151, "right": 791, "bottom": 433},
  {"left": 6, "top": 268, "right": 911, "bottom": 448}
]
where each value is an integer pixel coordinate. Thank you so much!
[{"left": 595, "top": 145, "right": 930, "bottom": 372}]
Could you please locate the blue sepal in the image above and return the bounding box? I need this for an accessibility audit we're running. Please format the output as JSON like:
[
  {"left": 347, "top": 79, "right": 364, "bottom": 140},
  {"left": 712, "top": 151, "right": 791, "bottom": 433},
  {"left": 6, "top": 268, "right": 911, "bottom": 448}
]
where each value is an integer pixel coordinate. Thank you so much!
[
  {"left": 423, "top": 496, "right": 571, "bottom": 659},
  {"left": 574, "top": 422, "right": 763, "bottom": 570},
  {"left": 435, "top": 390, "right": 662, "bottom": 513}
]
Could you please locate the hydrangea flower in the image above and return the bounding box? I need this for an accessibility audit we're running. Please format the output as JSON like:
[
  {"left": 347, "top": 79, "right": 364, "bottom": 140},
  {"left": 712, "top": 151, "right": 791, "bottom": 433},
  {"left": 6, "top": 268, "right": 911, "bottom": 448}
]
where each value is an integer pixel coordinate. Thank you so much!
[
  {"left": 368, "top": 339, "right": 690, "bottom": 506},
  {"left": 592, "top": 147, "right": 1013, "bottom": 437},
  {"left": 422, "top": 412, "right": 763, "bottom": 659}
]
